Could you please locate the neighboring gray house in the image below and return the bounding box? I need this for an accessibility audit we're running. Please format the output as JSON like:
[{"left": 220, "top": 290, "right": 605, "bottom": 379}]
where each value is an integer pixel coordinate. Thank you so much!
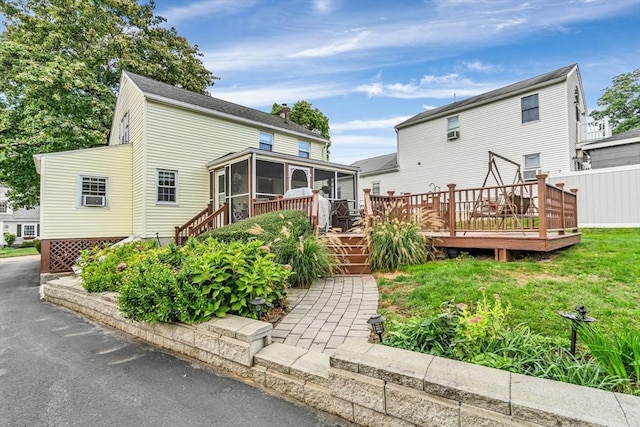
[
  {"left": 0, "top": 184, "right": 41, "bottom": 246},
  {"left": 578, "top": 127, "right": 640, "bottom": 169},
  {"left": 351, "top": 153, "right": 397, "bottom": 195}
]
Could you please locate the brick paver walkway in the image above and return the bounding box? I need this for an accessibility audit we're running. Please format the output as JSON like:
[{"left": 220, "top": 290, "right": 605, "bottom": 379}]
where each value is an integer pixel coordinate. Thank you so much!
[{"left": 272, "top": 275, "right": 379, "bottom": 355}]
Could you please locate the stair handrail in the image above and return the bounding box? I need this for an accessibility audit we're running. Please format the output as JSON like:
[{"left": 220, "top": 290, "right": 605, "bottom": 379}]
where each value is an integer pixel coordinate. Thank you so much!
[{"left": 189, "top": 203, "right": 228, "bottom": 239}]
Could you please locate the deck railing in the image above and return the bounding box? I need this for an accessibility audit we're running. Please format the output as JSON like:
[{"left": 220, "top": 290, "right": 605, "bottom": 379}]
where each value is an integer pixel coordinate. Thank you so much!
[
  {"left": 252, "top": 191, "right": 320, "bottom": 230},
  {"left": 362, "top": 174, "right": 578, "bottom": 236},
  {"left": 174, "top": 203, "right": 228, "bottom": 245}
]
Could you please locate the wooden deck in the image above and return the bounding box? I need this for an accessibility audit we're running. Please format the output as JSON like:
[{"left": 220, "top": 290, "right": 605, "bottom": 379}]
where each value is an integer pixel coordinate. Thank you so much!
[
  {"left": 175, "top": 174, "right": 581, "bottom": 262},
  {"left": 362, "top": 174, "right": 581, "bottom": 261}
]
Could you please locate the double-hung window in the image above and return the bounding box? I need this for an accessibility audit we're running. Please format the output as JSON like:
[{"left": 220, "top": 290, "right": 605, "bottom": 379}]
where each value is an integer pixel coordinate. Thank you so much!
[
  {"left": 259, "top": 132, "right": 273, "bottom": 152},
  {"left": 0, "top": 201, "right": 8, "bottom": 213},
  {"left": 298, "top": 141, "right": 310, "bottom": 158},
  {"left": 372, "top": 182, "right": 380, "bottom": 195},
  {"left": 157, "top": 169, "right": 177, "bottom": 203},
  {"left": 80, "top": 176, "right": 108, "bottom": 207},
  {"left": 521, "top": 94, "right": 539, "bottom": 123},
  {"left": 447, "top": 116, "right": 459, "bottom": 139}
]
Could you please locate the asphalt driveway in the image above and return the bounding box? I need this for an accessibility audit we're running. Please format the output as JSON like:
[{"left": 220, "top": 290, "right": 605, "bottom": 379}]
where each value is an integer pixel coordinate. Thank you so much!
[{"left": 0, "top": 256, "right": 350, "bottom": 427}]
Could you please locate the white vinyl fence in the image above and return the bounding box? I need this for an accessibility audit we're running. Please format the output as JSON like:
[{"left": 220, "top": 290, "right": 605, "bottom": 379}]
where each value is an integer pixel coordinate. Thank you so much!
[{"left": 548, "top": 165, "right": 640, "bottom": 227}]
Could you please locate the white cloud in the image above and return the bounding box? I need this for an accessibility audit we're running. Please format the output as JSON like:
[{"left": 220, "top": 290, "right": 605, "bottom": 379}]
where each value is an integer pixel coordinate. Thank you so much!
[
  {"left": 314, "top": 0, "right": 334, "bottom": 13},
  {"left": 211, "top": 82, "right": 347, "bottom": 108},
  {"left": 159, "top": 0, "right": 257, "bottom": 23},
  {"left": 331, "top": 116, "right": 413, "bottom": 132},
  {"left": 461, "top": 61, "right": 496, "bottom": 72},
  {"left": 330, "top": 134, "right": 398, "bottom": 164},
  {"left": 355, "top": 74, "right": 502, "bottom": 100}
]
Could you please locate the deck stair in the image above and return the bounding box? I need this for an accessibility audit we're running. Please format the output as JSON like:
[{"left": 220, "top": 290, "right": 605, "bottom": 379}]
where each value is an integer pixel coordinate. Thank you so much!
[{"left": 325, "top": 233, "right": 371, "bottom": 275}]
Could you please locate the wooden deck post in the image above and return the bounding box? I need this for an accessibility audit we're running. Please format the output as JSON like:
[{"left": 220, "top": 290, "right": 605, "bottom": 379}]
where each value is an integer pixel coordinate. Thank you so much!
[
  {"left": 276, "top": 195, "right": 283, "bottom": 211},
  {"left": 570, "top": 188, "right": 578, "bottom": 232},
  {"left": 311, "top": 190, "right": 320, "bottom": 232},
  {"left": 537, "top": 174, "right": 548, "bottom": 239},
  {"left": 556, "top": 183, "right": 566, "bottom": 235},
  {"left": 447, "top": 184, "right": 456, "bottom": 236},
  {"left": 363, "top": 189, "right": 373, "bottom": 217},
  {"left": 174, "top": 226, "right": 180, "bottom": 245}
]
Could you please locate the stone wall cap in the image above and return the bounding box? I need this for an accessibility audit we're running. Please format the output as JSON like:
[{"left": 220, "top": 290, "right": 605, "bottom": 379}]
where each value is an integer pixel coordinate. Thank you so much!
[
  {"left": 424, "top": 356, "right": 511, "bottom": 414},
  {"left": 290, "top": 350, "right": 330, "bottom": 381},
  {"left": 359, "top": 344, "right": 433, "bottom": 390},
  {"left": 511, "top": 372, "right": 629, "bottom": 426},
  {"left": 615, "top": 392, "right": 640, "bottom": 427},
  {"left": 255, "top": 342, "right": 308, "bottom": 374}
]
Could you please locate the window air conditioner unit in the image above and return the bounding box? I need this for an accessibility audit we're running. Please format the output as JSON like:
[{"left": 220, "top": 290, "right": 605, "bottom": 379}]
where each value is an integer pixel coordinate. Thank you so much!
[
  {"left": 447, "top": 130, "right": 460, "bottom": 140},
  {"left": 523, "top": 169, "right": 542, "bottom": 181},
  {"left": 83, "top": 195, "right": 106, "bottom": 207}
]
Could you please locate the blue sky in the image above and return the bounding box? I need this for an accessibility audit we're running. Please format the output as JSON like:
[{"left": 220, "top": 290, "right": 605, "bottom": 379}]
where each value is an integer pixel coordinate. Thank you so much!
[{"left": 160, "top": 1, "right": 637, "bottom": 164}]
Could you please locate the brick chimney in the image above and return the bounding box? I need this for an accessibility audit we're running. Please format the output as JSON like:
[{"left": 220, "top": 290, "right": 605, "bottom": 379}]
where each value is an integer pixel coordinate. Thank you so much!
[{"left": 280, "top": 103, "right": 291, "bottom": 123}]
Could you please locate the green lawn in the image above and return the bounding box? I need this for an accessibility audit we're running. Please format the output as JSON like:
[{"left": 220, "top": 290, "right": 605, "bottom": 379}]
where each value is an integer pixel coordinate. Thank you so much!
[
  {"left": 0, "top": 247, "right": 39, "bottom": 258},
  {"left": 377, "top": 228, "right": 640, "bottom": 338}
]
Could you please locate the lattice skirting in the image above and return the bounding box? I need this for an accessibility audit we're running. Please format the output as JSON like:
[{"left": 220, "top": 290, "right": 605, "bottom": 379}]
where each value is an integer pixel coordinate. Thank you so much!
[{"left": 41, "top": 237, "right": 126, "bottom": 273}]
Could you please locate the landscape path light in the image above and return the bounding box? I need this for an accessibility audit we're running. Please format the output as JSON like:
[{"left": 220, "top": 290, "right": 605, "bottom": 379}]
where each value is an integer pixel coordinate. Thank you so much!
[
  {"left": 367, "top": 314, "right": 386, "bottom": 343},
  {"left": 251, "top": 297, "right": 266, "bottom": 320},
  {"left": 557, "top": 305, "right": 596, "bottom": 356}
]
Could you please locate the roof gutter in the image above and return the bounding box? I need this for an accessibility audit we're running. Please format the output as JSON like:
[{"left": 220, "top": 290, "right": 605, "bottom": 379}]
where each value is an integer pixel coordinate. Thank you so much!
[
  {"left": 395, "top": 73, "right": 571, "bottom": 130},
  {"left": 143, "top": 93, "right": 329, "bottom": 145}
]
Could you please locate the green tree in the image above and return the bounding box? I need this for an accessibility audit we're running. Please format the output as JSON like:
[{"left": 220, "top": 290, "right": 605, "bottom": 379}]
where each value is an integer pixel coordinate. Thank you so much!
[
  {"left": 0, "top": 0, "right": 215, "bottom": 208},
  {"left": 591, "top": 69, "right": 640, "bottom": 135},
  {"left": 271, "top": 101, "right": 331, "bottom": 155}
]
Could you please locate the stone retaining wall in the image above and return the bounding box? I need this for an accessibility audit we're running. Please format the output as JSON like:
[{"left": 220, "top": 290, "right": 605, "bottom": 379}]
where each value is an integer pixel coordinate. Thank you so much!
[{"left": 40, "top": 278, "right": 639, "bottom": 427}]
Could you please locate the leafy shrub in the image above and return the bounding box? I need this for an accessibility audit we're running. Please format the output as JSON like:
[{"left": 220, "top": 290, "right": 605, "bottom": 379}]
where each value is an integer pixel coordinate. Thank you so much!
[
  {"left": 117, "top": 238, "right": 291, "bottom": 323},
  {"left": 118, "top": 257, "right": 182, "bottom": 323},
  {"left": 579, "top": 323, "right": 640, "bottom": 395},
  {"left": 385, "top": 291, "right": 630, "bottom": 394},
  {"left": 203, "top": 210, "right": 311, "bottom": 243},
  {"left": 271, "top": 228, "right": 334, "bottom": 287},
  {"left": 33, "top": 239, "right": 42, "bottom": 253},
  {"left": 79, "top": 240, "right": 157, "bottom": 292},
  {"left": 369, "top": 218, "right": 427, "bottom": 271},
  {"left": 21, "top": 240, "right": 35, "bottom": 248},
  {"left": 3, "top": 232, "right": 16, "bottom": 247}
]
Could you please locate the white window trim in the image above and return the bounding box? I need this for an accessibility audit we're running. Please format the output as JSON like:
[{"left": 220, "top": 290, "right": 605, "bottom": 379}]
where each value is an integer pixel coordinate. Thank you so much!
[
  {"left": 521, "top": 93, "right": 540, "bottom": 124},
  {"left": 0, "top": 200, "right": 12, "bottom": 214},
  {"left": 157, "top": 169, "right": 179, "bottom": 205},
  {"left": 371, "top": 182, "right": 381, "bottom": 195},
  {"left": 298, "top": 141, "right": 311, "bottom": 158},
  {"left": 22, "top": 224, "right": 37, "bottom": 238},
  {"left": 259, "top": 131, "right": 274, "bottom": 152},
  {"left": 77, "top": 174, "right": 110, "bottom": 208}
]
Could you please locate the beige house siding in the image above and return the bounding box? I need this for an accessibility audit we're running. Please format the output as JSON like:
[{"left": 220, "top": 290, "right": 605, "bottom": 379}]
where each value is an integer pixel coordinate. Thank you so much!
[
  {"left": 142, "top": 101, "right": 325, "bottom": 239},
  {"left": 108, "top": 74, "right": 147, "bottom": 236},
  {"left": 39, "top": 144, "right": 133, "bottom": 239}
]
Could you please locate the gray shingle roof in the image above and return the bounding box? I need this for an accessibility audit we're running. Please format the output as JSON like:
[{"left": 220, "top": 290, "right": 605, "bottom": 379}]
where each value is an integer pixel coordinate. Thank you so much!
[
  {"left": 591, "top": 127, "right": 640, "bottom": 144},
  {"left": 351, "top": 153, "right": 397, "bottom": 175},
  {"left": 396, "top": 64, "right": 578, "bottom": 129},
  {"left": 124, "top": 72, "right": 329, "bottom": 142}
]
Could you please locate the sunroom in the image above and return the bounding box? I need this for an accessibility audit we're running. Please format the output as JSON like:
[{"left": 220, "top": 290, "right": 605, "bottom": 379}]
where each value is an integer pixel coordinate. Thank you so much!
[{"left": 204, "top": 148, "right": 359, "bottom": 225}]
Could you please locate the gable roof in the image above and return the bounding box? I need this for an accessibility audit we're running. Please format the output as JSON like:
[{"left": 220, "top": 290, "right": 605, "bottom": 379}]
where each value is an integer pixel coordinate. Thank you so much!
[
  {"left": 124, "top": 71, "right": 329, "bottom": 143},
  {"left": 351, "top": 153, "right": 398, "bottom": 176},
  {"left": 396, "top": 64, "right": 578, "bottom": 129}
]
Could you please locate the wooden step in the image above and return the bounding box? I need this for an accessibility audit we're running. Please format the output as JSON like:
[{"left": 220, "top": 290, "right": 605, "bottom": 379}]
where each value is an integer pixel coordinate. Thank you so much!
[
  {"left": 333, "top": 253, "right": 369, "bottom": 264},
  {"left": 335, "top": 263, "right": 371, "bottom": 275},
  {"left": 324, "top": 233, "right": 372, "bottom": 275}
]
